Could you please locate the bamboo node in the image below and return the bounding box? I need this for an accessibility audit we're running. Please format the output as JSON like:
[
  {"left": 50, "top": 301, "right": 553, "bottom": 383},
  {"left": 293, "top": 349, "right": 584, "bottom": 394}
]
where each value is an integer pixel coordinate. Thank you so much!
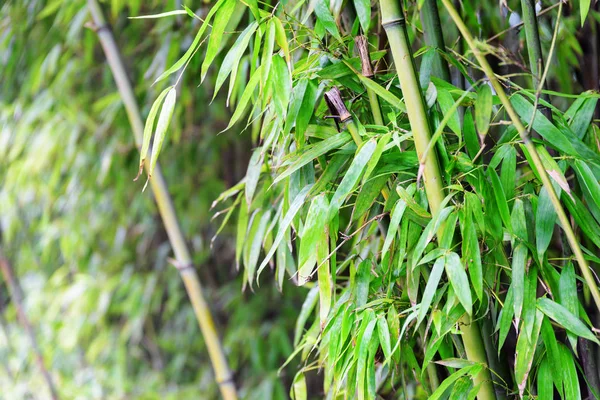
[
  {"left": 324, "top": 87, "right": 352, "bottom": 123},
  {"left": 381, "top": 17, "right": 406, "bottom": 29},
  {"left": 354, "top": 36, "right": 374, "bottom": 78}
]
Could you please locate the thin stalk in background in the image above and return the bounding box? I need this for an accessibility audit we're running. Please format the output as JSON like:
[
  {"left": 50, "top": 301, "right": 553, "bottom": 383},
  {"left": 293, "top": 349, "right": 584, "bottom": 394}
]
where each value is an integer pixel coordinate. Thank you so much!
[
  {"left": 520, "top": 0, "right": 552, "bottom": 121},
  {"left": 419, "top": 0, "right": 452, "bottom": 82},
  {"left": 0, "top": 252, "right": 59, "bottom": 400},
  {"left": 441, "top": 0, "right": 600, "bottom": 313},
  {"left": 86, "top": 2, "right": 238, "bottom": 399},
  {"left": 378, "top": 1, "right": 497, "bottom": 399}
]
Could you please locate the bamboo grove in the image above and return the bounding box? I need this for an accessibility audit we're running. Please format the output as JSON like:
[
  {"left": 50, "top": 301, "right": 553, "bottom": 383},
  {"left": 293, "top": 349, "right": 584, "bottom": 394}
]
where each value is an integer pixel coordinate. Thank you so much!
[
  {"left": 3, "top": 0, "right": 600, "bottom": 399},
  {"left": 131, "top": 0, "right": 600, "bottom": 398}
]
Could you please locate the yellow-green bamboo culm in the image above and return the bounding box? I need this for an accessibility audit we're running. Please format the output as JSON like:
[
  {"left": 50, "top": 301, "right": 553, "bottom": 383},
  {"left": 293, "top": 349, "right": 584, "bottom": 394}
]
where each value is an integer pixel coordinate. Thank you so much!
[
  {"left": 378, "top": 1, "right": 497, "bottom": 399},
  {"left": 87, "top": 2, "right": 237, "bottom": 399}
]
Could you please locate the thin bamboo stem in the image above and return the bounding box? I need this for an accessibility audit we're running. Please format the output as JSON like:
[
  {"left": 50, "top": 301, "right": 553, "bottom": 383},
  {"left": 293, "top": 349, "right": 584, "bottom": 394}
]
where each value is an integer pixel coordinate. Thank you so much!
[
  {"left": 419, "top": 0, "right": 451, "bottom": 82},
  {"left": 87, "top": 2, "right": 237, "bottom": 399},
  {"left": 441, "top": 0, "right": 600, "bottom": 314},
  {"left": 520, "top": 0, "right": 552, "bottom": 121},
  {"left": 379, "top": 1, "right": 497, "bottom": 399},
  {"left": 0, "top": 252, "right": 59, "bottom": 400}
]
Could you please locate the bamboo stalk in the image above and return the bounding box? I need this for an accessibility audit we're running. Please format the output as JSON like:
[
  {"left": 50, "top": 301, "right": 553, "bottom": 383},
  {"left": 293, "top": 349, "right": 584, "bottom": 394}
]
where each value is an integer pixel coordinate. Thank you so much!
[
  {"left": 520, "top": 0, "right": 552, "bottom": 121},
  {"left": 87, "top": 2, "right": 237, "bottom": 399},
  {"left": 0, "top": 252, "right": 59, "bottom": 400},
  {"left": 419, "top": 0, "right": 451, "bottom": 82},
  {"left": 441, "top": 0, "right": 600, "bottom": 314},
  {"left": 378, "top": 2, "right": 497, "bottom": 399}
]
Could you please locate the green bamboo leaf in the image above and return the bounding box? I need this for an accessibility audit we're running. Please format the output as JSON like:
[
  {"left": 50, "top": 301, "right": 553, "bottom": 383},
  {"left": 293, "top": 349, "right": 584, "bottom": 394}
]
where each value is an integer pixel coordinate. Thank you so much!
[
  {"left": 246, "top": 210, "right": 272, "bottom": 285},
  {"left": 313, "top": 0, "right": 341, "bottom": 40},
  {"left": 581, "top": 0, "right": 591, "bottom": 26},
  {"left": 356, "top": 74, "right": 407, "bottom": 112},
  {"left": 559, "top": 263, "right": 579, "bottom": 350},
  {"left": 328, "top": 139, "right": 377, "bottom": 219},
  {"left": 135, "top": 86, "right": 171, "bottom": 181},
  {"left": 411, "top": 206, "right": 453, "bottom": 270},
  {"left": 213, "top": 22, "right": 257, "bottom": 98},
  {"left": 355, "top": 260, "right": 371, "bottom": 308},
  {"left": 537, "top": 298, "right": 599, "bottom": 344},
  {"left": 147, "top": 87, "right": 176, "bottom": 184},
  {"left": 497, "top": 286, "right": 514, "bottom": 352},
  {"left": 500, "top": 146, "right": 516, "bottom": 206},
  {"left": 535, "top": 187, "right": 556, "bottom": 262},
  {"left": 154, "top": 0, "right": 226, "bottom": 84},
  {"left": 129, "top": 10, "right": 187, "bottom": 19},
  {"left": 201, "top": 0, "right": 237, "bottom": 82},
  {"left": 570, "top": 97, "right": 597, "bottom": 138},
  {"left": 353, "top": 174, "right": 388, "bottom": 221},
  {"left": 475, "top": 84, "right": 492, "bottom": 137},
  {"left": 463, "top": 109, "right": 480, "bottom": 161},
  {"left": 298, "top": 194, "right": 329, "bottom": 285},
  {"left": 436, "top": 86, "right": 461, "bottom": 136},
  {"left": 273, "top": 17, "right": 291, "bottom": 68},
  {"left": 488, "top": 167, "right": 512, "bottom": 231},
  {"left": 244, "top": 147, "right": 263, "bottom": 206},
  {"left": 353, "top": 0, "right": 371, "bottom": 32},
  {"left": 459, "top": 206, "right": 482, "bottom": 301},
  {"left": 559, "top": 343, "right": 581, "bottom": 400},
  {"left": 260, "top": 19, "right": 276, "bottom": 91},
  {"left": 274, "top": 132, "right": 352, "bottom": 184},
  {"left": 257, "top": 184, "right": 313, "bottom": 279},
  {"left": 295, "top": 79, "right": 318, "bottom": 142},
  {"left": 574, "top": 159, "right": 600, "bottom": 209},
  {"left": 290, "top": 372, "right": 307, "bottom": 400},
  {"left": 512, "top": 243, "right": 528, "bottom": 324},
  {"left": 377, "top": 314, "right": 392, "bottom": 364},
  {"left": 381, "top": 199, "right": 407, "bottom": 259},
  {"left": 357, "top": 315, "right": 377, "bottom": 400},
  {"left": 429, "top": 365, "right": 479, "bottom": 400},
  {"left": 417, "top": 255, "right": 445, "bottom": 327},
  {"left": 236, "top": 201, "right": 249, "bottom": 269},
  {"left": 515, "top": 310, "right": 543, "bottom": 397},
  {"left": 223, "top": 64, "right": 262, "bottom": 131},
  {"left": 537, "top": 357, "right": 553, "bottom": 400},
  {"left": 445, "top": 252, "right": 472, "bottom": 316},
  {"left": 294, "top": 286, "right": 319, "bottom": 346},
  {"left": 317, "top": 226, "right": 332, "bottom": 327},
  {"left": 362, "top": 132, "right": 391, "bottom": 185},
  {"left": 271, "top": 55, "right": 292, "bottom": 118}
]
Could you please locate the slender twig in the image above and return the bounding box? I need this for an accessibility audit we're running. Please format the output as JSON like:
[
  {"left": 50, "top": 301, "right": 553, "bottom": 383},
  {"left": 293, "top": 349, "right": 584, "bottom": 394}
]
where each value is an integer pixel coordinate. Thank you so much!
[
  {"left": 0, "top": 252, "right": 59, "bottom": 400},
  {"left": 86, "top": 2, "right": 237, "bottom": 398},
  {"left": 442, "top": 0, "right": 600, "bottom": 313}
]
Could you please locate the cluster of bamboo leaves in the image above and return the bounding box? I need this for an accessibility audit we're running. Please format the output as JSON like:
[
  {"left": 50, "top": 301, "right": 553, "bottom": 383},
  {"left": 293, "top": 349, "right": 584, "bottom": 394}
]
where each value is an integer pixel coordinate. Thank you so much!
[{"left": 141, "top": 0, "right": 600, "bottom": 398}]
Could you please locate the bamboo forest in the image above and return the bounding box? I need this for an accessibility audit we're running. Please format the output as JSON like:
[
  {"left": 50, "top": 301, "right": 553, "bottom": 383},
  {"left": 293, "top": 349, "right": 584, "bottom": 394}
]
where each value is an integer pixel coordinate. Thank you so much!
[{"left": 4, "top": 0, "right": 600, "bottom": 399}]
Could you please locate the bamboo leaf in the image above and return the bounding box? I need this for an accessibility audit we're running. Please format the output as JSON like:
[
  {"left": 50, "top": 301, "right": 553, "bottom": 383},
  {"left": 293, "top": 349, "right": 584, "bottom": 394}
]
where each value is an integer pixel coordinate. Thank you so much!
[
  {"left": 257, "top": 184, "right": 313, "bottom": 279},
  {"left": 247, "top": 210, "right": 272, "bottom": 285},
  {"left": 512, "top": 243, "right": 528, "bottom": 324},
  {"left": 459, "top": 205, "right": 482, "bottom": 301},
  {"left": 381, "top": 199, "right": 407, "bottom": 259},
  {"left": 294, "top": 286, "right": 319, "bottom": 346},
  {"left": 313, "top": 0, "right": 341, "bottom": 40},
  {"left": 475, "top": 84, "right": 492, "bottom": 137},
  {"left": 429, "top": 365, "right": 479, "bottom": 400},
  {"left": 260, "top": 19, "right": 276, "bottom": 91},
  {"left": 298, "top": 194, "right": 329, "bottom": 285},
  {"left": 515, "top": 310, "right": 543, "bottom": 397},
  {"left": 535, "top": 187, "right": 556, "bottom": 262},
  {"left": 417, "top": 255, "right": 445, "bottom": 327},
  {"left": 488, "top": 167, "right": 512, "bottom": 231},
  {"left": 147, "top": 87, "right": 176, "bottom": 183},
  {"left": 129, "top": 10, "right": 187, "bottom": 19},
  {"left": 559, "top": 263, "right": 579, "bottom": 350},
  {"left": 328, "top": 139, "right": 377, "bottom": 219},
  {"left": 135, "top": 86, "right": 171, "bottom": 181},
  {"left": 274, "top": 132, "right": 352, "bottom": 184},
  {"left": 537, "top": 298, "right": 599, "bottom": 344},
  {"left": 201, "top": 0, "right": 237, "bottom": 82},
  {"left": 214, "top": 22, "right": 257, "bottom": 98},
  {"left": 362, "top": 132, "right": 391, "bottom": 185},
  {"left": 559, "top": 343, "right": 581, "bottom": 399},
  {"left": 356, "top": 74, "right": 407, "bottom": 112},
  {"left": 224, "top": 64, "right": 262, "bottom": 131},
  {"left": 377, "top": 314, "right": 392, "bottom": 364},
  {"left": 537, "top": 357, "right": 553, "bottom": 400},
  {"left": 581, "top": 0, "right": 591, "bottom": 26},
  {"left": 437, "top": 86, "right": 461, "bottom": 136},
  {"left": 244, "top": 147, "right": 263, "bottom": 206},
  {"left": 353, "top": 0, "right": 371, "bottom": 32},
  {"left": 291, "top": 372, "right": 307, "bottom": 400},
  {"left": 273, "top": 17, "right": 291, "bottom": 68},
  {"left": 445, "top": 252, "right": 472, "bottom": 316}
]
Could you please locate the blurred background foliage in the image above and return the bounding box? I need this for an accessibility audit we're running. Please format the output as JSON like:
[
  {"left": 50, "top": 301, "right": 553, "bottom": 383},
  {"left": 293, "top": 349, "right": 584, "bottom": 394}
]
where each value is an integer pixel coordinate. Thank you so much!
[
  {"left": 1, "top": 0, "right": 304, "bottom": 398},
  {"left": 1, "top": 0, "right": 600, "bottom": 399}
]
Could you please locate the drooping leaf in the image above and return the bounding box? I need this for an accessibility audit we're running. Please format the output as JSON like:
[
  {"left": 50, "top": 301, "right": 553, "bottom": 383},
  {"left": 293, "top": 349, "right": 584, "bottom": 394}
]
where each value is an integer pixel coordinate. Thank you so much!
[
  {"left": 201, "top": 0, "right": 237, "bottom": 81},
  {"left": 353, "top": 0, "right": 371, "bottom": 32},
  {"left": 537, "top": 298, "right": 599, "bottom": 344},
  {"left": 475, "top": 84, "right": 492, "bottom": 137},
  {"left": 445, "top": 252, "right": 472, "bottom": 316},
  {"left": 147, "top": 87, "right": 176, "bottom": 182}
]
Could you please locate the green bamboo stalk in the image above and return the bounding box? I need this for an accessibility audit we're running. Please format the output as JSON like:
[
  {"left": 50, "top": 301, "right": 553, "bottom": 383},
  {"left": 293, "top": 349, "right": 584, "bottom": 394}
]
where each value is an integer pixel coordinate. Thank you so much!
[
  {"left": 355, "top": 36, "right": 385, "bottom": 126},
  {"left": 87, "top": 2, "right": 237, "bottom": 399},
  {"left": 419, "top": 0, "right": 452, "bottom": 82},
  {"left": 379, "top": 2, "right": 497, "bottom": 399},
  {"left": 0, "top": 252, "right": 59, "bottom": 400},
  {"left": 441, "top": 0, "right": 600, "bottom": 314},
  {"left": 520, "top": 0, "right": 552, "bottom": 120}
]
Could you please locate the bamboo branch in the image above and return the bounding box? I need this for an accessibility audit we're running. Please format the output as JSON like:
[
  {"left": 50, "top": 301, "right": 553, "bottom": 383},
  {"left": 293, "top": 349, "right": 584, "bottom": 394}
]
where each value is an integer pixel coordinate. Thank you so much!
[
  {"left": 86, "top": 2, "right": 237, "bottom": 399},
  {"left": 0, "top": 252, "right": 58, "bottom": 400},
  {"left": 441, "top": 0, "right": 600, "bottom": 314},
  {"left": 378, "top": 1, "right": 497, "bottom": 399}
]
